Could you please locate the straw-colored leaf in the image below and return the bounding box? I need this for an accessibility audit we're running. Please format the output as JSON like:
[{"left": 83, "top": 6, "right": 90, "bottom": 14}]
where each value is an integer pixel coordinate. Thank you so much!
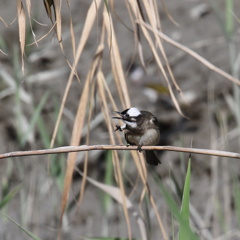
[
  {"left": 50, "top": 0, "right": 103, "bottom": 148},
  {"left": 103, "top": 9, "right": 130, "bottom": 109},
  {"left": 27, "top": 22, "right": 56, "bottom": 46},
  {"left": 140, "top": 21, "right": 240, "bottom": 86},
  {"left": 60, "top": 76, "right": 90, "bottom": 225},
  {"left": 127, "top": 0, "right": 186, "bottom": 117},
  {"left": 25, "top": 0, "right": 31, "bottom": 19},
  {"left": 53, "top": 0, "right": 62, "bottom": 50},
  {"left": 60, "top": 40, "right": 104, "bottom": 227},
  {"left": 97, "top": 71, "right": 132, "bottom": 239},
  {"left": 77, "top": 43, "right": 104, "bottom": 208},
  {"left": 0, "top": 16, "right": 8, "bottom": 27},
  {"left": 43, "top": 0, "right": 56, "bottom": 22},
  {"left": 70, "top": 15, "right": 76, "bottom": 60},
  {"left": 159, "top": 0, "right": 179, "bottom": 26},
  {"left": 17, "top": 0, "right": 26, "bottom": 73},
  {"left": 76, "top": 168, "right": 148, "bottom": 240},
  {"left": 25, "top": 0, "right": 38, "bottom": 45}
]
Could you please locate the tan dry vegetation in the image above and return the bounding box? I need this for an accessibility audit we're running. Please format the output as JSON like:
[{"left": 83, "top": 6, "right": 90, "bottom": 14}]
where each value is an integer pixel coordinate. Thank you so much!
[{"left": 1, "top": 0, "right": 240, "bottom": 239}]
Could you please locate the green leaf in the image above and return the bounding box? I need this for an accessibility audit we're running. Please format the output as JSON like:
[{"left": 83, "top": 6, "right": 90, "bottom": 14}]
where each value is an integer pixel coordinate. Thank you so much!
[
  {"left": 102, "top": 150, "right": 114, "bottom": 213},
  {"left": 1, "top": 212, "right": 41, "bottom": 240},
  {"left": 153, "top": 166, "right": 198, "bottom": 240},
  {"left": 225, "top": 0, "right": 234, "bottom": 37},
  {"left": 0, "top": 184, "right": 21, "bottom": 210},
  {"left": 20, "top": 91, "right": 49, "bottom": 146},
  {"left": 233, "top": 176, "right": 240, "bottom": 227},
  {"left": 179, "top": 158, "right": 191, "bottom": 240}
]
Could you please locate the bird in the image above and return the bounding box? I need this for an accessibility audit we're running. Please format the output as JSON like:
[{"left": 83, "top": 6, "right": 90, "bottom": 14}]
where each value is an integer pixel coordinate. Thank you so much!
[{"left": 113, "top": 107, "right": 161, "bottom": 165}]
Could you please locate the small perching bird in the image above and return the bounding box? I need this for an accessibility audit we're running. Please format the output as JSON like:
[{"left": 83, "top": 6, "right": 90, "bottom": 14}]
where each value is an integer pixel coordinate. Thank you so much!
[{"left": 113, "top": 107, "right": 161, "bottom": 165}]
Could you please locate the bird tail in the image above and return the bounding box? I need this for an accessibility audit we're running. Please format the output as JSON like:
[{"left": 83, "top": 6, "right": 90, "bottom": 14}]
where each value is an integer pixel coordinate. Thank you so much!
[{"left": 145, "top": 150, "right": 161, "bottom": 166}]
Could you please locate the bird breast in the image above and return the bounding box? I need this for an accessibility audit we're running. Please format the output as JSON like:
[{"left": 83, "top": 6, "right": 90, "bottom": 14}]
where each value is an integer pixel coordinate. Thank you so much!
[{"left": 125, "top": 128, "right": 159, "bottom": 146}]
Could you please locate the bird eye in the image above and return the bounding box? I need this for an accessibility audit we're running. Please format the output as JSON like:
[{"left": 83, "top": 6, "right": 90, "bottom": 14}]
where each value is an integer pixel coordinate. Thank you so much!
[
  {"left": 126, "top": 114, "right": 129, "bottom": 117},
  {"left": 152, "top": 117, "right": 158, "bottom": 125}
]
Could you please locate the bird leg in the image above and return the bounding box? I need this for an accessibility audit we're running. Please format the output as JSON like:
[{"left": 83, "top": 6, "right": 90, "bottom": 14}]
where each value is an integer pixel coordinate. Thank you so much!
[
  {"left": 114, "top": 124, "right": 126, "bottom": 132},
  {"left": 137, "top": 145, "right": 143, "bottom": 153},
  {"left": 114, "top": 125, "right": 122, "bottom": 132}
]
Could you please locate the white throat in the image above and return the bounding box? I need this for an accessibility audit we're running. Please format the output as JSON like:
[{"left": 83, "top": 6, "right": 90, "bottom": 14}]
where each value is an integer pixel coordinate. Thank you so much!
[{"left": 124, "top": 121, "right": 137, "bottom": 128}]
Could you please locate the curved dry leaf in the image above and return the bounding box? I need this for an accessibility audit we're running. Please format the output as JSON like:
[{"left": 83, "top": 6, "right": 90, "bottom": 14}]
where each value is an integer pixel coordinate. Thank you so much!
[
  {"left": 54, "top": 0, "right": 62, "bottom": 44},
  {"left": 17, "top": 0, "right": 26, "bottom": 73},
  {"left": 60, "top": 75, "right": 90, "bottom": 226},
  {"left": 127, "top": 0, "right": 186, "bottom": 118},
  {"left": 0, "top": 16, "right": 8, "bottom": 27},
  {"left": 97, "top": 71, "right": 132, "bottom": 239},
  {"left": 160, "top": 0, "right": 179, "bottom": 26},
  {"left": 26, "top": 22, "right": 56, "bottom": 46},
  {"left": 43, "top": 0, "right": 56, "bottom": 22},
  {"left": 70, "top": 16, "right": 76, "bottom": 60},
  {"left": 103, "top": 9, "right": 131, "bottom": 109},
  {"left": 25, "top": 0, "right": 38, "bottom": 46},
  {"left": 60, "top": 38, "right": 105, "bottom": 229},
  {"left": 76, "top": 168, "right": 148, "bottom": 240},
  {"left": 141, "top": 21, "right": 240, "bottom": 86},
  {"left": 25, "top": 0, "right": 31, "bottom": 18},
  {"left": 50, "top": 0, "right": 103, "bottom": 149},
  {"left": 141, "top": 0, "right": 183, "bottom": 94}
]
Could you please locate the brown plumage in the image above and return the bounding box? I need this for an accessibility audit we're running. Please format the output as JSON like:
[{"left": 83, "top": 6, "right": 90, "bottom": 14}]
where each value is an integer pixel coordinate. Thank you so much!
[{"left": 113, "top": 108, "right": 161, "bottom": 165}]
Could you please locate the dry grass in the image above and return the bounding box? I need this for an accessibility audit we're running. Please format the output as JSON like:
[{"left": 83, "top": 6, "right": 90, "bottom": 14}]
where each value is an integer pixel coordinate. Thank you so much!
[{"left": 1, "top": 0, "right": 239, "bottom": 239}]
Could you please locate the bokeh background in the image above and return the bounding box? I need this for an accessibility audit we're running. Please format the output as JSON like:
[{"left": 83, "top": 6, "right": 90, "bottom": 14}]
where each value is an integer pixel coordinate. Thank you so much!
[{"left": 1, "top": 0, "right": 240, "bottom": 239}]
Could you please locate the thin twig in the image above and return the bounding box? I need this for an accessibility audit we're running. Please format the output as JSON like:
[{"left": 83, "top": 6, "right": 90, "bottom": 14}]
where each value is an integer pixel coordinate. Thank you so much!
[{"left": 0, "top": 145, "right": 239, "bottom": 160}]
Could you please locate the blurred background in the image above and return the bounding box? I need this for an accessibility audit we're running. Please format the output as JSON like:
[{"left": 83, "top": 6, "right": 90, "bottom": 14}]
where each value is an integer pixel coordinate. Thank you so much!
[{"left": 0, "top": 0, "right": 240, "bottom": 239}]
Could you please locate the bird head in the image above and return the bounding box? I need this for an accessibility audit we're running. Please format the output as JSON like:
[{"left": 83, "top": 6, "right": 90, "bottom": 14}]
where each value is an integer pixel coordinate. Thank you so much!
[{"left": 113, "top": 107, "right": 141, "bottom": 129}]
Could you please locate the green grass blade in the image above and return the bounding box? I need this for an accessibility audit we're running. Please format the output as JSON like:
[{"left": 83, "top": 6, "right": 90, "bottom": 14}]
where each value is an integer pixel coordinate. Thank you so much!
[
  {"left": 102, "top": 150, "right": 114, "bottom": 213},
  {"left": 233, "top": 176, "right": 240, "bottom": 227},
  {"left": 153, "top": 169, "right": 198, "bottom": 240},
  {"left": 225, "top": 0, "right": 234, "bottom": 38},
  {"left": 179, "top": 158, "right": 191, "bottom": 240},
  {"left": 1, "top": 212, "right": 41, "bottom": 240},
  {"left": 0, "top": 184, "right": 21, "bottom": 210},
  {"left": 20, "top": 91, "right": 49, "bottom": 146},
  {"left": 36, "top": 115, "right": 51, "bottom": 147}
]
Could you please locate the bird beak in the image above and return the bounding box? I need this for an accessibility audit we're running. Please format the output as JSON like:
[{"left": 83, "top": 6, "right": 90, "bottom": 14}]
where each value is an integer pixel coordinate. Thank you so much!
[
  {"left": 112, "top": 111, "right": 136, "bottom": 122},
  {"left": 112, "top": 111, "right": 124, "bottom": 120}
]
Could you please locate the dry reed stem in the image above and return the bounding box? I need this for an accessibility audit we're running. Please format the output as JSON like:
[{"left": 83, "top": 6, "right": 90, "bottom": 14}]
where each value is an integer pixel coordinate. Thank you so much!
[
  {"left": 139, "top": 21, "right": 240, "bottom": 86},
  {"left": 97, "top": 71, "right": 132, "bottom": 239},
  {"left": 128, "top": 0, "right": 186, "bottom": 117},
  {"left": 50, "top": 0, "right": 102, "bottom": 148},
  {"left": 1, "top": 145, "right": 239, "bottom": 160},
  {"left": 17, "top": 0, "right": 26, "bottom": 73},
  {"left": 103, "top": 9, "right": 130, "bottom": 108},
  {"left": 59, "top": 39, "right": 105, "bottom": 227}
]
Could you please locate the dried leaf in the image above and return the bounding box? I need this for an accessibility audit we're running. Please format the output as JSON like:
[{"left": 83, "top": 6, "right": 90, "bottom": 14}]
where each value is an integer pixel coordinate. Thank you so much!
[
  {"left": 43, "top": 0, "right": 56, "bottom": 22},
  {"left": 76, "top": 169, "right": 148, "bottom": 240},
  {"left": 50, "top": 0, "right": 103, "bottom": 149},
  {"left": 103, "top": 9, "right": 131, "bottom": 109},
  {"left": 17, "top": 0, "right": 26, "bottom": 74}
]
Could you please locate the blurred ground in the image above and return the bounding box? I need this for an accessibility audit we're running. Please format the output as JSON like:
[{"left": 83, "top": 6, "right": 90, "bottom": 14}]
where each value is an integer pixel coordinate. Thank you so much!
[{"left": 1, "top": 0, "right": 240, "bottom": 239}]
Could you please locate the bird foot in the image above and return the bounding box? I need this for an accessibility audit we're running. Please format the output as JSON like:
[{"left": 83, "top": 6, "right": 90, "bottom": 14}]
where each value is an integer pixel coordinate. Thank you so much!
[
  {"left": 115, "top": 125, "right": 123, "bottom": 132},
  {"left": 137, "top": 145, "right": 142, "bottom": 153}
]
